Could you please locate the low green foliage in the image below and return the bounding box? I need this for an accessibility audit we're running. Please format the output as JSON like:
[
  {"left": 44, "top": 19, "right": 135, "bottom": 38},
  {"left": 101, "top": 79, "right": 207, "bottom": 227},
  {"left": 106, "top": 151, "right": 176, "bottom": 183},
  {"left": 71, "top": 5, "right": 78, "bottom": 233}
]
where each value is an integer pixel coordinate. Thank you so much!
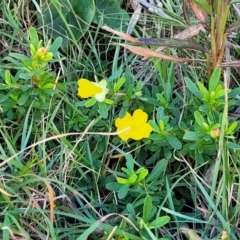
[
  {"left": 40, "top": 0, "right": 129, "bottom": 46},
  {"left": 0, "top": 27, "right": 63, "bottom": 120},
  {"left": 0, "top": 0, "right": 240, "bottom": 240}
]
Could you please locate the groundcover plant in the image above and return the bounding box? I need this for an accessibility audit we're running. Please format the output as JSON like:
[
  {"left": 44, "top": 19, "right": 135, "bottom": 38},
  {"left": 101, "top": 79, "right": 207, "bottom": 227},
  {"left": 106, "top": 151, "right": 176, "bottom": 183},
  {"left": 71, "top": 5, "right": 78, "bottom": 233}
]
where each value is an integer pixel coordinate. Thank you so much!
[{"left": 0, "top": 0, "right": 240, "bottom": 239}]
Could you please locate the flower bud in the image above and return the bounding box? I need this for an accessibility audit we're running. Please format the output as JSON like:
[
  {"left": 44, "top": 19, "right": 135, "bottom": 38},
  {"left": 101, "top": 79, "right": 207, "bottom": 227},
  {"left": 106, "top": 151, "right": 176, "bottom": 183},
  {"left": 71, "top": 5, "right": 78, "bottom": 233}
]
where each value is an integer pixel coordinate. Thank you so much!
[
  {"left": 210, "top": 128, "right": 221, "bottom": 138},
  {"left": 36, "top": 47, "right": 47, "bottom": 57}
]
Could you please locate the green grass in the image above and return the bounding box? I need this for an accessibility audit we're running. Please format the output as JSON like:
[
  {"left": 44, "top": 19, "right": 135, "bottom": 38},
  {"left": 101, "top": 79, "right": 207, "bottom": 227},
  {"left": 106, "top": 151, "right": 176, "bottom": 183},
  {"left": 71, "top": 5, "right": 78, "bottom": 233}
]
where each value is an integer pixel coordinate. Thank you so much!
[{"left": 0, "top": 0, "right": 240, "bottom": 239}]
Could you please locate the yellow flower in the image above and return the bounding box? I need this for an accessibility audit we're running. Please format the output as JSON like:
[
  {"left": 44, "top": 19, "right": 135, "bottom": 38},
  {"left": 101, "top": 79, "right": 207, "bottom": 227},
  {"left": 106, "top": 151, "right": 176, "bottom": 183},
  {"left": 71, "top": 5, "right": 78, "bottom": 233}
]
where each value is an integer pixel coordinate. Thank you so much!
[
  {"left": 77, "top": 78, "right": 109, "bottom": 102},
  {"left": 115, "top": 109, "right": 152, "bottom": 141}
]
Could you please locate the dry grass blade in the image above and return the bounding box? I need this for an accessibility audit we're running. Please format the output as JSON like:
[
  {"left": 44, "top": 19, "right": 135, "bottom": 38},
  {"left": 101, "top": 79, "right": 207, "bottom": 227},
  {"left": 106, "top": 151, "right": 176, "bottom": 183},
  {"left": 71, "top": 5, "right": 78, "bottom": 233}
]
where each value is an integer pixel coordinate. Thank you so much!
[
  {"left": 102, "top": 25, "right": 192, "bottom": 62},
  {"left": 0, "top": 187, "right": 17, "bottom": 197},
  {"left": 218, "top": 61, "right": 240, "bottom": 67},
  {"left": 25, "top": 175, "right": 55, "bottom": 223},
  {"left": 102, "top": 26, "right": 141, "bottom": 44},
  {"left": 120, "top": 43, "right": 192, "bottom": 62}
]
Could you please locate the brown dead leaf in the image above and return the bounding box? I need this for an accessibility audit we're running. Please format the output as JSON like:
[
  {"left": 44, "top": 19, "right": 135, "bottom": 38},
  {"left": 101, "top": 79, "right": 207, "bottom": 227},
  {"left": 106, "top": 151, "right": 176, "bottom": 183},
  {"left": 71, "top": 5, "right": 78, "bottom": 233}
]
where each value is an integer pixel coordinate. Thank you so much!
[
  {"left": 188, "top": 0, "right": 207, "bottom": 23},
  {"left": 102, "top": 25, "right": 141, "bottom": 44},
  {"left": 120, "top": 44, "right": 192, "bottom": 62},
  {"left": 32, "top": 197, "right": 42, "bottom": 210},
  {"left": 174, "top": 24, "right": 205, "bottom": 40},
  {"left": 148, "top": 24, "right": 206, "bottom": 58},
  {"left": 103, "top": 25, "right": 194, "bottom": 61}
]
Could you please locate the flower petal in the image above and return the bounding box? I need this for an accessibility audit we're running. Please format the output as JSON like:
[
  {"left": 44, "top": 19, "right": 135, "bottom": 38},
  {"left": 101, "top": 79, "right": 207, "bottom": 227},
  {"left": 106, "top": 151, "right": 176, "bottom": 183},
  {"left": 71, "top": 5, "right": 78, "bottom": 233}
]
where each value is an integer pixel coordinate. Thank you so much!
[
  {"left": 115, "top": 112, "right": 132, "bottom": 129},
  {"left": 117, "top": 129, "right": 131, "bottom": 141},
  {"left": 94, "top": 80, "right": 109, "bottom": 102},
  {"left": 131, "top": 123, "right": 152, "bottom": 140},
  {"left": 77, "top": 78, "right": 102, "bottom": 98},
  {"left": 115, "top": 112, "right": 132, "bottom": 141},
  {"left": 97, "top": 79, "right": 107, "bottom": 88},
  {"left": 132, "top": 109, "right": 148, "bottom": 127}
]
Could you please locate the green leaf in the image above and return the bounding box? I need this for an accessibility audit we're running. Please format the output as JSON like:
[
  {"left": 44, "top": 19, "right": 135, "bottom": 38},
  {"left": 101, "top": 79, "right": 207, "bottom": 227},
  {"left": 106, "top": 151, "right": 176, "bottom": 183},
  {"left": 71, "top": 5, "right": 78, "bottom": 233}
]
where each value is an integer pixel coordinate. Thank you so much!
[
  {"left": 194, "top": 111, "right": 206, "bottom": 129},
  {"left": 76, "top": 221, "right": 100, "bottom": 240},
  {"left": 3, "top": 214, "right": 10, "bottom": 240},
  {"left": 0, "top": 93, "right": 10, "bottom": 103},
  {"left": 9, "top": 53, "right": 31, "bottom": 61},
  {"left": 19, "top": 106, "right": 26, "bottom": 114},
  {"left": 18, "top": 91, "right": 30, "bottom": 105},
  {"left": 156, "top": 94, "right": 168, "bottom": 106},
  {"left": 19, "top": 72, "right": 33, "bottom": 80},
  {"left": 159, "top": 120, "right": 165, "bottom": 132},
  {"left": 148, "top": 216, "right": 170, "bottom": 229},
  {"left": 85, "top": 98, "right": 97, "bottom": 107},
  {"left": 225, "top": 122, "right": 237, "bottom": 135},
  {"left": 29, "top": 27, "right": 39, "bottom": 50},
  {"left": 214, "top": 89, "right": 226, "bottom": 99},
  {"left": 136, "top": 81, "right": 143, "bottom": 91},
  {"left": 98, "top": 102, "right": 108, "bottom": 119},
  {"left": 116, "top": 177, "right": 129, "bottom": 185},
  {"left": 183, "top": 132, "right": 207, "bottom": 141},
  {"left": 146, "top": 159, "right": 168, "bottom": 182},
  {"left": 114, "top": 76, "right": 125, "bottom": 92},
  {"left": 137, "top": 168, "right": 148, "bottom": 182},
  {"left": 49, "top": 37, "right": 63, "bottom": 54},
  {"left": 40, "top": 0, "right": 95, "bottom": 46},
  {"left": 197, "top": 82, "right": 209, "bottom": 98},
  {"left": 0, "top": 83, "right": 9, "bottom": 90},
  {"left": 164, "top": 82, "right": 172, "bottom": 102},
  {"left": 103, "top": 98, "right": 114, "bottom": 104},
  {"left": 184, "top": 77, "right": 201, "bottom": 98},
  {"left": 126, "top": 154, "right": 134, "bottom": 172},
  {"left": 42, "top": 83, "right": 55, "bottom": 89},
  {"left": 5, "top": 70, "right": 12, "bottom": 85},
  {"left": 94, "top": 0, "right": 129, "bottom": 30},
  {"left": 166, "top": 134, "right": 182, "bottom": 149},
  {"left": 122, "top": 167, "right": 131, "bottom": 175},
  {"left": 228, "top": 87, "right": 240, "bottom": 98},
  {"left": 127, "top": 204, "right": 136, "bottom": 216},
  {"left": 209, "top": 68, "right": 221, "bottom": 92},
  {"left": 118, "top": 185, "right": 129, "bottom": 199},
  {"left": 143, "top": 195, "right": 153, "bottom": 223},
  {"left": 106, "top": 182, "right": 122, "bottom": 191},
  {"left": 226, "top": 142, "right": 240, "bottom": 149},
  {"left": 148, "top": 120, "right": 160, "bottom": 132},
  {"left": 128, "top": 174, "right": 138, "bottom": 184}
]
